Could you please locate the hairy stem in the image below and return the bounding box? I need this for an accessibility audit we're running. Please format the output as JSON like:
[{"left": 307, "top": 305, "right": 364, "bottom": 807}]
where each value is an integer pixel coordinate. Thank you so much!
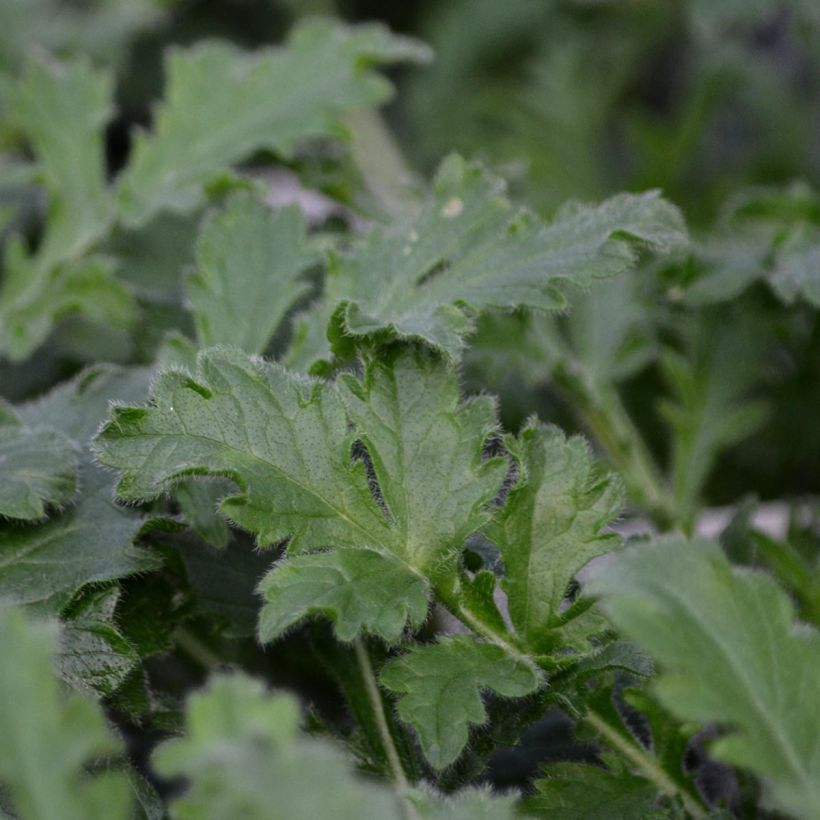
[
  {"left": 353, "top": 638, "right": 419, "bottom": 820},
  {"left": 585, "top": 709, "right": 707, "bottom": 819}
]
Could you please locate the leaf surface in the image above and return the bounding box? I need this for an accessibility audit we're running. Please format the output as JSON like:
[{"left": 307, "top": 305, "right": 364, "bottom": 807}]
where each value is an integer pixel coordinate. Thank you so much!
[
  {"left": 0, "top": 421, "right": 78, "bottom": 519},
  {"left": 380, "top": 635, "right": 540, "bottom": 768},
  {"left": 187, "top": 194, "right": 317, "bottom": 354},
  {"left": 490, "top": 423, "right": 622, "bottom": 647},
  {"left": 586, "top": 536, "right": 820, "bottom": 818},
  {"left": 258, "top": 548, "right": 429, "bottom": 643},
  {"left": 117, "top": 19, "right": 430, "bottom": 226},
  {"left": 325, "top": 155, "right": 685, "bottom": 359}
]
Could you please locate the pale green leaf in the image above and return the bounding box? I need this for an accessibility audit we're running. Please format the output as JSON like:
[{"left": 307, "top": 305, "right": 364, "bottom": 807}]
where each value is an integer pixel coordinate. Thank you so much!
[
  {"left": 154, "top": 673, "right": 403, "bottom": 820},
  {"left": 258, "top": 548, "right": 429, "bottom": 643},
  {"left": 117, "top": 18, "right": 430, "bottom": 227},
  {"left": 0, "top": 365, "right": 158, "bottom": 614},
  {"left": 10, "top": 53, "right": 112, "bottom": 267},
  {"left": 586, "top": 537, "right": 820, "bottom": 819},
  {"left": 490, "top": 423, "right": 622, "bottom": 648},
  {"left": 187, "top": 194, "right": 316, "bottom": 354},
  {"left": 0, "top": 607, "right": 130, "bottom": 820},
  {"left": 0, "top": 422, "right": 78, "bottom": 520},
  {"left": 324, "top": 155, "right": 685, "bottom": 360},
  {"left": 525, "top": 762, "right": 664, "bottom": 819},
  {"left": 410, "top": 786, "right": 519, "bottom": 819},
  {"left": 0, "top": 54, "right": 131, "bottom": 360},
  {"left": 380, "top": 635, "right": 540, "bottom": 768}
]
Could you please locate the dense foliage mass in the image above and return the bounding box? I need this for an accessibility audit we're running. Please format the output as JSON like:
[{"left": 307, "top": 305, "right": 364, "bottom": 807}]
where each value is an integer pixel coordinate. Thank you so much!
[{"left": 1, "top": 2, "right": 820, "bottom": 818}]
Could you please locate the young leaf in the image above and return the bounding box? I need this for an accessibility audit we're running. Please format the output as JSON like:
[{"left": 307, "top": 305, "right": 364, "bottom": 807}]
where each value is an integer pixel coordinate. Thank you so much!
[
  {"left": 154, "top": 673, "right": 404, "bottom": 820},
  {"left": 186, "top": 194, "right": 317, "bottom": 354},
  {"left": 0, "top": 422, "right": 78, "bottom": 520},
  {"left": 490, "top": 423, "right": 622, "bottom": 649},
  {"left": 258, "top": 548, "right": 429, "bottom": 643},
  {"left": 324, "top": 155, "right": 685, "bottom": 360},
  {"left": 524, "top": 762, "right": 664, "bottom": 819},
  {"left": 9, "top": 53, "right": 112, "bottom": 267},
  {"left": 0, "top": 607, "right": 131, "bottom": 820},
  {"left": 117, "top": 19, "right": 430, "bottom": 227},
  {"left": 586, "top": 536, "right": 820, "bottom": 819},
  {"left": 380, "top": 635, "right": 540, "bottom": 769}
]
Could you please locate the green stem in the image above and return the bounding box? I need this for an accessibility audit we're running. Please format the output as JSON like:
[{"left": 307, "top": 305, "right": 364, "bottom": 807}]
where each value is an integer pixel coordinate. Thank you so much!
[
  {"left": 585, "top": 709, "right": 707, "bottom": 819},
  {"left": 353, "top": 638, "right": 419, "bottom": 820},
  {"left": 174, "top": 627, "right": 224, "bottom": 672},
  {"left": 345, "top": 109, "right": 423, "bottom": 220},
  {"left": 572, "top": 380, "right": 677, "bottom": 528}
]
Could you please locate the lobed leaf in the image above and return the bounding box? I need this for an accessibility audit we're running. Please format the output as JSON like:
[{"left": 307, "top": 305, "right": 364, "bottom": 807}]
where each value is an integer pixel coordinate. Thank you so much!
[
  {"left": 117, "top": 18, "right": 431, "bottom": 227},
  {"left": 490, "top": 423, "right": 622, "bottom": 649},
  {"left": 321, "top": 155, "right": 685, "bottom": 361},
  {"left": 380, "top": 635, "right": 540, "bottom": 769},
  {"left": 586, "top": 536, "right": 820, "bottom": 818},
  {"left": 258, "top": 548, "right": 429, "bottom": 643},
  {"left": 186, "top": 194, "right": 317, "bottom": 355}
]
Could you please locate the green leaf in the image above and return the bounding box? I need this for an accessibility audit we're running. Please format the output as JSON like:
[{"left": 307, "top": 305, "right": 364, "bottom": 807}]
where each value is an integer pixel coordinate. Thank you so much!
[
  {"left": 258, "top": 548, "right": 429, "bottom": 643},
  {"left": 117, "top": 18, "right": 430, "bottom": 227},
  {"left": 0, "top": 422, "right": 78, "bottom": 520},
  {"left": 10, "top": 53, "right": 112, "bottom": 267},
  {"left": 490, "top": 423, "right": 622, "bottom": 648},
  {"left": 524, "top": 762, "right": 664, "bottom": 819},
  {"left": 0, "top": 54, "right": 131, "bottom": 360},
  {"left": 97, "top": 347, "right": 505, "bottom": 639},
  {"left": 380, "top": 635, "right": 540, "bottom": 769},
  {"left": 0, "top": 365, "right": 158, "bottom": 614},
  {"left": 337, "top": 347, "right": 508, "bottom": 573},
  {"left": 0, "top": 607, "right": 130, "bottom": 820},
  {"left": 659, "top": 312, "right": 769, "bottom": 527},
  {"left": 324, "top": 155, "right": 685, "bottom": 360},
  {"left": 154, "top": 673, "right": 403, "bottom": 820},
  {"left": 57, "top": 586, "right": 139, "bottom": 698},
  {"left": 586, "top": 536, "right": 820, "bottom": 818},
  {"left": 410, "top": 786, "right": 519, "bottom": 819},
  {"left": 0, "top": 249, "right": 136, "bottom": 362},
  {"left": 96, "top": 347, "right": 389, "bottom": 551},
  {"left": 187, "top": 194, "right": 317, "bottom": 354},
  {"left": 174, "top": 477, "right": 232, "bottom": 549}
]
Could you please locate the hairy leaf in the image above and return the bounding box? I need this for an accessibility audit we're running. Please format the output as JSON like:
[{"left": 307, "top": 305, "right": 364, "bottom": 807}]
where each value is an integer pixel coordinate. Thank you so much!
[
  {"left": 324, "top": 155, "right": 685, "bottom": 360},
  {"left": 524, "top": 762, "right": 663, "bottom": 819},
  {"left": 490, "top": 423, "right": 622, "bottom": 648},
  {"left": 0, "top": 366, "right": 157, "bottom": 614},
  {"left": 258, "top": 548, "right": 429, "bottom": 643},
  {"left": 187, "top": 194, "right": 317, "bottom": 354},
  {"left": 0, "top": 421, "right": 78, "bottom": 520},
  {"left": 337, "top": 347, "right": 507, "bottom": 572},
  {"left": 380, "top": 636, "right": 540, "bottom": 768},
  {"left": 117, "top": 19, "right": 430, "bottom": 226},
  {"left": 586, "top": 537, "right": 820, "bottom": 818},
  {"left": 154, "top": 673, "right": 403, "bottom": 820},
  {"left": 0, "top": 607, "right": 130, "bottom": 820},
  {"left": 57, "top": 587, "right": 140, "bottom": 698}
]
